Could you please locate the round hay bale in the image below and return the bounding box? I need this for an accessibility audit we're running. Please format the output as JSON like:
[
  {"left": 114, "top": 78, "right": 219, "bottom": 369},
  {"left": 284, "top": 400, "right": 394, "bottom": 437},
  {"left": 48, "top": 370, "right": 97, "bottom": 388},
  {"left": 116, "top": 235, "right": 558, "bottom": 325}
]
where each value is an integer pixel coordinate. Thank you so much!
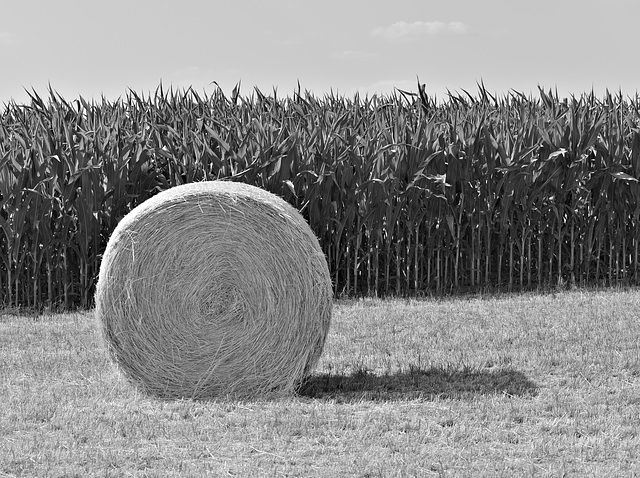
[{"left": 95, "top": 181, "right": 332, "bottom": 400}]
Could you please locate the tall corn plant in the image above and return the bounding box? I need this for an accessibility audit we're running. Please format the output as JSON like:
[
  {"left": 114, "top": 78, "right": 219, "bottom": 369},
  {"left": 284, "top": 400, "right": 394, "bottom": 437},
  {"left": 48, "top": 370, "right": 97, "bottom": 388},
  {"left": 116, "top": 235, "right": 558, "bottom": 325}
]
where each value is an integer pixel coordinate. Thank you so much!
[{"left": 1, "top": 83, "right": 639, "bottom": 309}]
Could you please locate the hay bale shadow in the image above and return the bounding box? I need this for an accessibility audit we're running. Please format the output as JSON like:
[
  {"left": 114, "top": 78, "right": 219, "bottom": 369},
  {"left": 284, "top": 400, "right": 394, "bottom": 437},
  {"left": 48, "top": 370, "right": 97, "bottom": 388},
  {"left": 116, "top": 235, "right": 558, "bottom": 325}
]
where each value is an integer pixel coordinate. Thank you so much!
[{"left": 298, "top": 366, "right": 538, "bottom": 402}]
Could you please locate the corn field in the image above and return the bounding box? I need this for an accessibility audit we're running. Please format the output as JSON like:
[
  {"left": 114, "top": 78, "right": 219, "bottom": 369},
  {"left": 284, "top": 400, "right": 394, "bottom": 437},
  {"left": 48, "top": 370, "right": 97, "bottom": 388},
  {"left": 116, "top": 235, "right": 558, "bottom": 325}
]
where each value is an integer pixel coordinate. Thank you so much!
[{"left": 1, "top": 84, "right": 639, "bottom": 309}]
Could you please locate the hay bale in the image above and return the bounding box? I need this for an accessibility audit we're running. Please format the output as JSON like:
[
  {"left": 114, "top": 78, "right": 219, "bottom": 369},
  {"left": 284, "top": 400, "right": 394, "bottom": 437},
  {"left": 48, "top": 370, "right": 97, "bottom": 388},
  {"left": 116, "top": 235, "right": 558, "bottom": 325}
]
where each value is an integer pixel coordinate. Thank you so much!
[{"left": 95, "top": 181, "right": 332, "bottom": 399}]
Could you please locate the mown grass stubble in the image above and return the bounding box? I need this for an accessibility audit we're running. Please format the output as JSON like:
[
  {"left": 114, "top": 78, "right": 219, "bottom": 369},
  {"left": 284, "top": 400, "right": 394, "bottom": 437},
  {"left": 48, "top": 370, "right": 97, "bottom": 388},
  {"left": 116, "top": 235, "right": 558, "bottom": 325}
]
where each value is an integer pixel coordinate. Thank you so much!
[{"left": 1, "top": 289, "right": 640, "bottom": 476}]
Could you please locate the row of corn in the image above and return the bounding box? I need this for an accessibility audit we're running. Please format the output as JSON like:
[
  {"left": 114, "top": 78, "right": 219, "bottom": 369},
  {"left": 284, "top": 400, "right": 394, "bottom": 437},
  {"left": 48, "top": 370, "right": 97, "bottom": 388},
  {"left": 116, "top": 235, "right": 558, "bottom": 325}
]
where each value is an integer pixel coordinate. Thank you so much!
[{"left": 1, "top": 83, "right": 639, "bottom": 309}]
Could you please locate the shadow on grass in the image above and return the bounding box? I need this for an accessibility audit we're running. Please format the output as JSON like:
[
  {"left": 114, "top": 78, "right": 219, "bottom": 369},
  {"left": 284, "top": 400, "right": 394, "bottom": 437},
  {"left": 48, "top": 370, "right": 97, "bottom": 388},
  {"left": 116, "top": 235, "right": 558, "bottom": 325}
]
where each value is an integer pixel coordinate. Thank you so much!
[{"left": 298, "top": 366, "right": 538, "bottom": 402}]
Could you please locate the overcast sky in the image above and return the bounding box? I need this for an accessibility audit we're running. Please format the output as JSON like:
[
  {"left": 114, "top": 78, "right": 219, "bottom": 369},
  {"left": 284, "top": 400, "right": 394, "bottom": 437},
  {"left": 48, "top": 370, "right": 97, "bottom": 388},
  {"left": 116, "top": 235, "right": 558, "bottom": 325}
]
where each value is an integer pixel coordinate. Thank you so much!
[{"left": 1, "top": 0, "right": 638, "bottom": 104}]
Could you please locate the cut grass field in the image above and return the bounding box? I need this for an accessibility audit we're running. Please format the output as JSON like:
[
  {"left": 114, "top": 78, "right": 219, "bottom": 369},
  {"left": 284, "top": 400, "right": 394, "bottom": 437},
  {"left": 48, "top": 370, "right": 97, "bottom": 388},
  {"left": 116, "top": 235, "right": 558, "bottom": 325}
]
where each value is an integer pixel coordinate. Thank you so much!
[{"left": 1, "top": 288, "right": 640, "bottom": 477}]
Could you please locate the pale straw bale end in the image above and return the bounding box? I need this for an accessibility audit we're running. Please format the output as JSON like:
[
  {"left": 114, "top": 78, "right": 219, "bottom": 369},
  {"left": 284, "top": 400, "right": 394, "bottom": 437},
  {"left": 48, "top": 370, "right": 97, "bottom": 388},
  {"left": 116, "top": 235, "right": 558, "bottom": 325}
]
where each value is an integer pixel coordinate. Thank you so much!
[{"left": 95, "top": 181, "right": 332, "bottom": 399}]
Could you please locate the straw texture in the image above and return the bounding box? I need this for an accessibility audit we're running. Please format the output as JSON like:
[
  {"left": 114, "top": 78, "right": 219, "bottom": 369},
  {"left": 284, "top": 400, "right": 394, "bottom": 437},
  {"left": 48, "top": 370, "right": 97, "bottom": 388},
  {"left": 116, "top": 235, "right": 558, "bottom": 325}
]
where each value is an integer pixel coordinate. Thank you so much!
[{"left": 95, "top": 181, "right": 332, "bottom": 399}]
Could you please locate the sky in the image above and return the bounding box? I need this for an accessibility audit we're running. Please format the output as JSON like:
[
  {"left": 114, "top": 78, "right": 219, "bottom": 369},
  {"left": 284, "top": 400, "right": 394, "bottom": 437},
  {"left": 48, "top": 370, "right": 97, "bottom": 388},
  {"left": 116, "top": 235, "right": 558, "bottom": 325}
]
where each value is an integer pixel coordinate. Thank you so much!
[{"left": 1, "top": 0, "right": 639, "bottom": 105}]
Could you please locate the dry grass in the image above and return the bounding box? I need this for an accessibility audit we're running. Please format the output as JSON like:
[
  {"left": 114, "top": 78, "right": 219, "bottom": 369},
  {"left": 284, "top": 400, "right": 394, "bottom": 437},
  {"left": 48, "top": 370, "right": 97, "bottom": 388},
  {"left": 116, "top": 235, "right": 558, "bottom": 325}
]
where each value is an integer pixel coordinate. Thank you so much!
[
  {"left": 2, "top": 288, "right": 640, "bottom": 476},
  {"left": 95, "top": 181, "right": 332, "bottom": 400}
]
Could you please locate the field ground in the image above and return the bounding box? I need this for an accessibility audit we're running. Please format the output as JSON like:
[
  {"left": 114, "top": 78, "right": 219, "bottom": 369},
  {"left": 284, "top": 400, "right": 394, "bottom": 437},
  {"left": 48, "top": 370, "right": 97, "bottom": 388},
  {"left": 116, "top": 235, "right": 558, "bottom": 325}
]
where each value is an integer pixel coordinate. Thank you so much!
[{"left": 1, "top": 288, "right": 640, "bottom": 477}]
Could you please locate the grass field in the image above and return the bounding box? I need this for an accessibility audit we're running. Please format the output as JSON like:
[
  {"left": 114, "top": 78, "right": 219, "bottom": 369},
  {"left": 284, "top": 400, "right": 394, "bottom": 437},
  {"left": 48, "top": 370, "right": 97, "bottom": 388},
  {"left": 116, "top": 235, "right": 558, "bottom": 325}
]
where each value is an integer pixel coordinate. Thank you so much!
[{"left": 1, "top": 288, "right": 640, "bottom": 477}]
